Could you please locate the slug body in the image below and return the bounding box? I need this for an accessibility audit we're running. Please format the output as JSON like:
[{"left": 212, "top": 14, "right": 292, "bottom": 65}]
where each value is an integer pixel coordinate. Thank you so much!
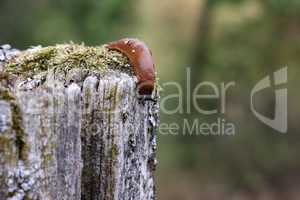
[{"left": 107, "top": 38, "right": 155, "bottom": 95}]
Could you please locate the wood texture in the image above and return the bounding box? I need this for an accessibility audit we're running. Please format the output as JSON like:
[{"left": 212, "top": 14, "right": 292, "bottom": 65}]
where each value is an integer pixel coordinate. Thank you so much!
[{"left": 0, "top": 45, "right": 159, "bottom": 200}]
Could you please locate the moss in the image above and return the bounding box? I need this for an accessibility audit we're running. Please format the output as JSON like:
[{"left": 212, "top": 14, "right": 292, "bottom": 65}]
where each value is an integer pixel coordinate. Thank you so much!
[
  {"left": 0, "top": 136, "right": 17, "bottom": 164},
  {"left": 4, "top": 43, "right": 132, "bottom": 77},
  {"left": 0, "top": 88, "right": 15, "bottom": 101},
  {"left": 0, "top": 86, "right": 27, "bottom": 161},
  {"left": 11, "top": 101, "right": 28, "bottom": 161},
  {"left": 111, "top": 144, "right": 119, "bottom": 161},
  {"left": 3, "top": 43, "right": 160, "bottom": 94}
]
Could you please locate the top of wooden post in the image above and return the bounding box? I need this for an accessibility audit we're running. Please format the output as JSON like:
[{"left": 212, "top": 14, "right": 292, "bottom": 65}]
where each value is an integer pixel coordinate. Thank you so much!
[{"left": 3, "top": 43, "right": 135, "bottom": 78}]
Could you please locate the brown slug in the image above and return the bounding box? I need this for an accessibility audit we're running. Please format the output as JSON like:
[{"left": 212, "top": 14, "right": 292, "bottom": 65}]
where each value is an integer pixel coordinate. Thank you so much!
[{"left": 107, "top": 38, "right": 155, "bottom": 95}]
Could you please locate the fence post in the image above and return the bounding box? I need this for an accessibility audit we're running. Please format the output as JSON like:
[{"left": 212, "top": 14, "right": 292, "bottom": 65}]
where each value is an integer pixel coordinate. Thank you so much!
[{"left": 0, "top": 44, "right": 159, "bottom": 200}]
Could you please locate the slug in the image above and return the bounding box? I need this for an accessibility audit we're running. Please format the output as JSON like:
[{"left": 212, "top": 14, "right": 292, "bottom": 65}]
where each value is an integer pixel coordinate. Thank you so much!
[{"left": 106, "top": 38, "right": 155, "bottom": 95}]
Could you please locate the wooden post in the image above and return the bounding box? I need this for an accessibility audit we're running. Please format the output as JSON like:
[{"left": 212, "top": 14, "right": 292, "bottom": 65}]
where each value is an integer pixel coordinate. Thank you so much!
[{"left": 0, "top": 44, "right": 159, "bottom": 200}]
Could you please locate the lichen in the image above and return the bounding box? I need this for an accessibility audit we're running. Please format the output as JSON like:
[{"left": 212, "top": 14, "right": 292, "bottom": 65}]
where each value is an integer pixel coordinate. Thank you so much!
[{"left": 4, "top": 43, "right": 132, "bottom": 78}]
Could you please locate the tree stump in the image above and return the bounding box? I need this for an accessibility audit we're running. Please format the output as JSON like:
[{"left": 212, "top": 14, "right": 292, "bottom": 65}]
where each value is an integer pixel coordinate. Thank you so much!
[{"left": 0, "top": 44, "right": 159, "bottom": 200}]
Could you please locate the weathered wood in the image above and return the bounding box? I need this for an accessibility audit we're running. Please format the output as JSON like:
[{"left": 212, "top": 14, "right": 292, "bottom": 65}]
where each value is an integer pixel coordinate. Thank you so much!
[{"left": 0, "top": 44, "right": 159, "bottom": 200}]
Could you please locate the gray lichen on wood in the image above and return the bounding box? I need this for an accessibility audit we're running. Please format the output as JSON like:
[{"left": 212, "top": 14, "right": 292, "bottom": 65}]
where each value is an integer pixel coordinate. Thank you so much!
[{"left": 0, "top": 44, "right": 159, "bottom": 200}]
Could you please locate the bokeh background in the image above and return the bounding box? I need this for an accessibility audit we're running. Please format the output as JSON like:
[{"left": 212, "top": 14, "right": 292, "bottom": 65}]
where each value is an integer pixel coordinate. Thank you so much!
[{"left": 1, "top": 0, "right": 300, "bottom": 199}]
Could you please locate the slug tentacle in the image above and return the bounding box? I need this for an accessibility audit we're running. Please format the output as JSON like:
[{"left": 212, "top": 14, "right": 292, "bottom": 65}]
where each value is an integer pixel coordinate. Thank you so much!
[{"left": 106, "top": 38, "right": 156, "bottom": 95}]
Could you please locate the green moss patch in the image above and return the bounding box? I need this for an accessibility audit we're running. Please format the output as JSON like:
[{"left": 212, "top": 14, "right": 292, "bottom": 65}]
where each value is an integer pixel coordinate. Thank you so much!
[
  {"left": 4, "top": 43, "right": 132, "bottom": 77},
  {"left": 0, "top": 85, "right": 27, "bottom": 161}
]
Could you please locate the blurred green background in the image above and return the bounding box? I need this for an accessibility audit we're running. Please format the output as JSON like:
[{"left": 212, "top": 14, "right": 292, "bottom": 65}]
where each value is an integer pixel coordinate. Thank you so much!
[{"left": 1, "top": 0, "right": 300, "bottom": 199}]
